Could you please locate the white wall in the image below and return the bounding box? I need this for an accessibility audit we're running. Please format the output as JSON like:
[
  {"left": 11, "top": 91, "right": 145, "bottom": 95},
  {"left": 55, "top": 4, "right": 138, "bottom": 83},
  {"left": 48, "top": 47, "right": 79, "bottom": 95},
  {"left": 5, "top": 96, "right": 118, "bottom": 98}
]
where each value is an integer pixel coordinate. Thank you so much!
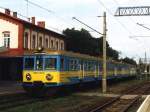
[{"left": 0, "top": 19, "right": 18, "bottom": 48}]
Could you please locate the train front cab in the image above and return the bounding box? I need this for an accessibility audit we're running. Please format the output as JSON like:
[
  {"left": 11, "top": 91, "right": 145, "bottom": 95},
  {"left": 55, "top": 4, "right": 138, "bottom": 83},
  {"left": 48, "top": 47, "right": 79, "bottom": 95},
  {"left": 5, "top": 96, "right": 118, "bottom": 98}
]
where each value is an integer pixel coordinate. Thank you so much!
[{"left": 22, "top": 54, "right": 62, "bottom": 91}]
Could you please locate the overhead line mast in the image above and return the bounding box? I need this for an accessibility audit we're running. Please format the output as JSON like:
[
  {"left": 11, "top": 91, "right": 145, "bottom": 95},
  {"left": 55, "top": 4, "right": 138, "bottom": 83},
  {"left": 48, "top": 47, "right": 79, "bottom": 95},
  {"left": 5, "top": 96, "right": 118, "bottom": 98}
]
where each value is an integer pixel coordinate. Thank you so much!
[
  {"left": 115, "top": 6, "right": 150, "bottom": 16},
  {"left": 114, "top": 6, "right": 150, "bottom": 77}
]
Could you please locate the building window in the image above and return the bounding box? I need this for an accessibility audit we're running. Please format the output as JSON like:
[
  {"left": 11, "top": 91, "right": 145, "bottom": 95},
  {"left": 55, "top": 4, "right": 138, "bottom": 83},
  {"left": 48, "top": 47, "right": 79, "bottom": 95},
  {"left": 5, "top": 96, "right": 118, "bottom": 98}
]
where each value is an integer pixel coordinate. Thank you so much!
[
  {"left": 51, "top": 40, "right": 54, "bottom": 49},
  {"left": 56, "top": 41, "right": 59, "bottom": 50},
  {"left": 45, "top": 38, "right": 49, "bottom": 48},
  {"left": 32, "top": 35, "right": 36, "bottom": 49},
  {"left": 4, "top": 33, "right": 10, "bottom": 37},
  {"left": 60, "top": 42, "right": 64, "bottom": 50},
  {"left": 39, "top": 37, "right": 43, "bottom": 47},
  {"left": 4, "top": 38, "right": 10, "bottom": 48},
  {"left": 3, "top": 31, "right": 10, "bottom": 48},
  {"left": 24, "top": 32, "right": 28, "bottom": 49}
]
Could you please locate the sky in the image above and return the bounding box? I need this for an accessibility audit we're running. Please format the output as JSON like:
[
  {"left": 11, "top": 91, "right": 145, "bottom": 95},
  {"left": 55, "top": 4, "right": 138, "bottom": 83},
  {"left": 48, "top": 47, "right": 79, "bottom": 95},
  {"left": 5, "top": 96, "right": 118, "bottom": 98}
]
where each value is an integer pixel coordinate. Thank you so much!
[{"left": 0, "top": 0, "right": 150, "bottom": 62}]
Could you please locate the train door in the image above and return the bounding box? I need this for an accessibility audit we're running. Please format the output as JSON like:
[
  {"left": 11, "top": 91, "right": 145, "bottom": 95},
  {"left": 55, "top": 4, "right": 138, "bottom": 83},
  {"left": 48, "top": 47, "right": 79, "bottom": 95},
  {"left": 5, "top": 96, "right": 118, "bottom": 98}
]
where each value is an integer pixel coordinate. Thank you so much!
[
  {"left": 114, "top": 67, "right": 117, "bottom": 76},
  {"left": 80, "top": 60, "right": 84, "bottom": 79}
]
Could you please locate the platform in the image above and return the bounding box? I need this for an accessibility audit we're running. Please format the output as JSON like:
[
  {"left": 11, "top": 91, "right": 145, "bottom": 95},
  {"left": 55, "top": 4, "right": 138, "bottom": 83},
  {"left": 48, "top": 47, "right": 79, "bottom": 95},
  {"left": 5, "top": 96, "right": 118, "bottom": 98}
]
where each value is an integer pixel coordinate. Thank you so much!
[
  {"left": 76, "top": 92, "right": 148, "bottom": 99},
  {"left": 137, "top": 95, "right": 150, "bottom": 112},
  {"left": 0, "top": 81, "right": 25, "bottom": 95}
]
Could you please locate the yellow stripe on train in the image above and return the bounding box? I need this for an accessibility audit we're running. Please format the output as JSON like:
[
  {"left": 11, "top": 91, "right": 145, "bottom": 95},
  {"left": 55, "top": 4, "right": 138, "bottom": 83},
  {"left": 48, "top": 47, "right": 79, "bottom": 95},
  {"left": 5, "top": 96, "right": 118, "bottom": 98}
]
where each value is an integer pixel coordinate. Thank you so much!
[
  {"left": 23, "top": 71, "right": 60, "bottom": 83},
  {"left": 23, "top": 70, "right": 133, "bottom": 84}
]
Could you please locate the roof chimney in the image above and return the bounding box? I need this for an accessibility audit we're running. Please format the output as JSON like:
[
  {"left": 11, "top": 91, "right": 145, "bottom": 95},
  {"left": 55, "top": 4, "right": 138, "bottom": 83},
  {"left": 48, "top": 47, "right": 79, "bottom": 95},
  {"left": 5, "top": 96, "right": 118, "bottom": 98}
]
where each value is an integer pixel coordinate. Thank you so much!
[
  {"left": 31, "top": 17, "right": 35, "bottom": 24},
  {"left": 13, "top": 12, "right": 17, "bottom": 18},
  {"left": 28, "top": 18, "right": 30, "bottom": 22},
  {"left": 37, "top": 21, "right": 45, "bottom": 28},
  {"left": 5, "top": 9, "right": 10, "bottom": 15}
]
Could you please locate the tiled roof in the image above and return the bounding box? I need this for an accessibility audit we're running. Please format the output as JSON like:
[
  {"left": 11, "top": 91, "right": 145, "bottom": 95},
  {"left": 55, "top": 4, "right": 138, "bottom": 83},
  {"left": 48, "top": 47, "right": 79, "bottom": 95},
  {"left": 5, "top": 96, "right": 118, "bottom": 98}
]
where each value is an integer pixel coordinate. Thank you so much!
[{"left": 0, "top": 12, "right": 66, "bottom": 40}]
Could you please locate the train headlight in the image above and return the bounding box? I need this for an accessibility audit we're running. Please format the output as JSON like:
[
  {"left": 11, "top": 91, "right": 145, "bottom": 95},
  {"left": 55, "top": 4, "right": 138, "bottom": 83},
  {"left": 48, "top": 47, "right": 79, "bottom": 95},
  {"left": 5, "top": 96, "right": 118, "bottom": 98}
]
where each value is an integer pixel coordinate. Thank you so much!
[
  {"left": 26, "top": 73, "right": 31, "bottom": 81},
  {"left": 46, "top": 74, "right": 53, "bottom": 80}
]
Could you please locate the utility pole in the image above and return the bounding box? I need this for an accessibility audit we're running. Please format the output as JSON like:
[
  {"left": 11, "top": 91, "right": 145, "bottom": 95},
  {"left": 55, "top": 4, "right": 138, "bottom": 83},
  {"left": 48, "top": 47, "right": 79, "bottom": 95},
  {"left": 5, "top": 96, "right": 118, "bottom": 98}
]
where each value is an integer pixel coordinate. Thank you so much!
[
  {"left": 102, "top": 12, "right": 107, "bottom": 93},
  {"left": 145, "top": 52, "right": 147, "bottom": 81},
  {"left": 145, "top": 52, "right": 147, "bottom": 73},
  {"left": 72, "top": 12, "right": 107, "bottom": 93}
]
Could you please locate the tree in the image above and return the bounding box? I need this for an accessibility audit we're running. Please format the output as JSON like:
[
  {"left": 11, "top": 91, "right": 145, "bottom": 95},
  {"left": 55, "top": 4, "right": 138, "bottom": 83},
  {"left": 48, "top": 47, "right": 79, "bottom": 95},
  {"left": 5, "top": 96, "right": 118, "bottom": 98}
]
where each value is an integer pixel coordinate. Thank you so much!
[
  {"left": 120, "top": 57, "right": 137, "bottom": 65},
  {"left": 63, "top": 28, "right": 119, "bottom": 59}
]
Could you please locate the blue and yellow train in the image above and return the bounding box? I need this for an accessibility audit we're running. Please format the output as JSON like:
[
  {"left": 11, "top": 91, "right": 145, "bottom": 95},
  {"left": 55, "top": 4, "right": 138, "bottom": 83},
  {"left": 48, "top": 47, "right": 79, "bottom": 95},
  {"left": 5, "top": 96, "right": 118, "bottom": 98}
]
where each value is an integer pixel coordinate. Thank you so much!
[{"left": 22, "top": 50, "right": 136, "bottom": 95}]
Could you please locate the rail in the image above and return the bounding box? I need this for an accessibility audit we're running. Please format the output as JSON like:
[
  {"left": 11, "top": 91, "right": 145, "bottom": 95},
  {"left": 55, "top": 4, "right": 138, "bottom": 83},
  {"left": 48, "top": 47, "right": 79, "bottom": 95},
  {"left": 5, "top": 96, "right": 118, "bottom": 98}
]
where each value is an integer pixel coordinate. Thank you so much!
[
  {"left": 137, "top": 95, "right": 150, "bottom": 112},
  {"left": 88, "top": 82, "right": 150, "bottom": 112}
]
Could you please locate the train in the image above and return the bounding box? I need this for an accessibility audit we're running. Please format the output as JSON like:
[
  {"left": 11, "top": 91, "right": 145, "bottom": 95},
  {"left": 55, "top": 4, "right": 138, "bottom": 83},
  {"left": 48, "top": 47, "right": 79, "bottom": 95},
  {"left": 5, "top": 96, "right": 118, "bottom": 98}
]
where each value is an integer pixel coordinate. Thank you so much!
[{"left": 22, "top": 49, "right": 137, "bottom": 95}]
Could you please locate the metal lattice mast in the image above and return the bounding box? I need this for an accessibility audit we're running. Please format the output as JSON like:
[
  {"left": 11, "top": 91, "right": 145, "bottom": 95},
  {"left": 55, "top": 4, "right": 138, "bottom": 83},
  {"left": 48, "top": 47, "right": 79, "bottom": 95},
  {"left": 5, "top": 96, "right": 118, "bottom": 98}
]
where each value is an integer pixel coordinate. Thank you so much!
[{"left": 115, "top": 6, "right": 150, "bottom": 16}]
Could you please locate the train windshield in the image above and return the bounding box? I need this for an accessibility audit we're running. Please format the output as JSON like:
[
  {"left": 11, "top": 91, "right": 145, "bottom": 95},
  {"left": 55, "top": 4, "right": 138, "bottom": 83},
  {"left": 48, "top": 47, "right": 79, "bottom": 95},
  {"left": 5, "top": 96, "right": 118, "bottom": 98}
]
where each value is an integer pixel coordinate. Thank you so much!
[
  {"left": 45, "top": 58, "right": 57, "bottom": 70},
  {"left": 24, "top": 58, "right": 34, "bottom": 70},
  {"left": 24, "top": 56, "right": 57, "bottom": 70}
]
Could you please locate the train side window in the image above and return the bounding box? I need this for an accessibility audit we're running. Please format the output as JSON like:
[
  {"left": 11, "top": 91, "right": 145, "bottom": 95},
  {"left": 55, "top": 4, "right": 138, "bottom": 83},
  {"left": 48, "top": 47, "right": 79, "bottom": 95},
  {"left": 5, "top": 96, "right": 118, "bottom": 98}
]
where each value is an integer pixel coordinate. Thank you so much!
[
  {"left": 84, "top": 62, "right": 88, "bottom": 71},
  {"left": 74, "top": 60, "right": 77, "bottom": 70},
  {"left": 88, "top": 62, "right": 94, "bottom": 71},
  {"left": 24, "top": 58, "right": 34, "bottom": 70},
  {"left": 69, "top": 59, "right": 74, "bottom": 70},
  {"left": 60, "top": 58, "right": 65, "bottom": 71},
  {"left": 69, "top": 59, "right": 78, "bottom": 71},
  {"left": 45, "top": 58, "right": 57, "bottom": 70}
]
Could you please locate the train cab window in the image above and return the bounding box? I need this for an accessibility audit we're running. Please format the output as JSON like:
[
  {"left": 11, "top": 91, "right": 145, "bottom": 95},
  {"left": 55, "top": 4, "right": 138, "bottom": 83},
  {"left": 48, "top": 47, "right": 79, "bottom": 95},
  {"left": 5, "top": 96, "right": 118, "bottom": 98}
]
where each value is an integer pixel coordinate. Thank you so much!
[
  {"left": 36, "top": 57, "right": 43, "bottom": 70},
  {"left": 60, "top": 58, "right": 65, "bottom": 71},
  {"left": 45, "top": 58, "right": 57, "bottom": 70},
  {"left": 24, "top": 58, "right": 34, "bottom": 70}
]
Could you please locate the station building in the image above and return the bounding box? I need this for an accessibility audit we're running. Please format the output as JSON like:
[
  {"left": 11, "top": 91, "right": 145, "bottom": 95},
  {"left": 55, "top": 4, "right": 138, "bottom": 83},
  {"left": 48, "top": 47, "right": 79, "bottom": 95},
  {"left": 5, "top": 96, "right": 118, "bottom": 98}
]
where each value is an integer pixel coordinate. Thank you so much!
[{"left": 0, "top": 9, "right": 66, "bottom": 81}]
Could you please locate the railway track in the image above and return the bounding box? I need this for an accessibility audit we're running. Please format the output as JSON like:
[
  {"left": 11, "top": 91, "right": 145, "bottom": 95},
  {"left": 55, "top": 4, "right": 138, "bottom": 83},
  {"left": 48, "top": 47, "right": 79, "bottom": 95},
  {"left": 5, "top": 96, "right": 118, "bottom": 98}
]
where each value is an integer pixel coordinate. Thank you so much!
[
  {"left": 88, "top": 82, "right": 150, "bottom": 112},
  {"left": 0, "top": 93, "right": 43, "bottom": 110}
]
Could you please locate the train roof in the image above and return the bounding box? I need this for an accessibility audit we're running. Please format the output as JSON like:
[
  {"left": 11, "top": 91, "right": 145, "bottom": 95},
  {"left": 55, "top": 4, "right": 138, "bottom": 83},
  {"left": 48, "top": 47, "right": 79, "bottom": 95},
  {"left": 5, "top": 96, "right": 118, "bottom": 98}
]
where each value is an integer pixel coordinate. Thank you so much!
[
  {"left": 24, "top": 50, "right": 136, "bottom": 66},
  {"left": 24, "top": 50, "right": 100, "bottom": 60}
]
